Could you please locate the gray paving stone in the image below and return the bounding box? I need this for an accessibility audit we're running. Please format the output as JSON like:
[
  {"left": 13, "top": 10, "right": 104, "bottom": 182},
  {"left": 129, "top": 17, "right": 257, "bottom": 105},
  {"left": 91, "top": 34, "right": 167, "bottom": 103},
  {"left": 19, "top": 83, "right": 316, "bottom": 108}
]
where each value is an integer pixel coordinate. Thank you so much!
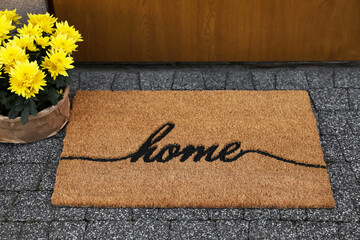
[
  {"left": 339, "top": 222, "right": 360, "bottom": 239},
  {"left": 47, "top": 138, "right": 64, "bottom": 163},
  {"left": 53, "top": 206, "right": 86, "bottom": 221},
  {"left": 68, "top": 70, "right": 80, "bottom": 100},
  {"left": 327, "top": 163, "right": 358, "bottom": 190},
  {"left": 320, "top": 136, "right": 345, "bottom": 164},
  {"left": 226, "top": 68, "right": 254, "bottom": 90},
  {"left": 244, "top": 209, "right": 280, "bottom": 220},
  {"left": 208, "top": 209, "right": 243, "bottom": 220},
  {"left": 307, "top": 188, "right": 359, "bottom": 222},
  {"left": 337, "top": 134, "right": 360, "bottom": 163},
  {"left": 349, "top": 187, "right": 360, "bottom": 212},
  {"left": 337, "top": 132, "right": 360, "bottom": 152},
  {"left": 276, "top": 69, "right": 308, "bottom": 90},
  {"left": 140, "top": 70, "right": 174, "bottom": 90},
  {"left": 20, "top": 222, "right": 50, "bottom": 240},
  {"left": 0, "top": 144, "right": 13, "bottom": 164},
  {"left": 351, "top": 162, "right": 360, "bottom": 179},
  {"left": 49, "top": 221, "right": 86, "bottom": 240},
  {"left": 11, "top": 140, "right": 52, "bottom": 163},
  {"left": 133, "top": 208, "right": 159, "bottom": 220},
  {"left": 84, "top": 221, "right": 133, "bottom": 240},
  {"left": 80, "top": 71, "right": 115, "bottom": 90},
  {"left": 249, "top": 220, "right": 297, "bottom": 240},
  {"left": 309, "top": 88, "right": 349, "bottom": 111},
  {"left": 296, "top": 221, "right": 338, "bottom": 239},
  {"left": 252, "top": 69, "right": 276, "bottom": 90},
  {"left": 11, "top": 138, "right": 63, "bottom": 164},
  {"left": 0, "top": 192, "right": 17, "bottom": 220},
  {"left": 159, "top": 208, "right": 208, "bottom": 220},
  {"left": 216, "top": 220, "right": 248, "bottom": 240},
  {"left": 133, "top": 219, "right": 169, "bottom": 240},
  {"left": 313, "top": 110, "right": 319, "bottom": 122},
  {"left": 347, "top": 111, "right": 360, "bottom": 135},
  {"left": 310, "top": 99, "right": 318, "bottom": 118},
  {"left": 67, "top": 68, "right": 81, "bottom": 80},
  {"left": 344, "top": 148, "right": 360, "bottom": 163},
  {"left": 1, "top": 64, "right": 360, "bottom": 238},
  {"left": 203, "top": 69, "right": 227, "bottom": 90},
  {"left": 279, "top": 209, "right": 307, "bottom": 221},
  {"left": 68, "top": 69, "right": 80, "bottom": 82},
  {"left": 172, "top": 70, "right": 205, "bottom": 90},
  {"left": 170, "top": 220, "right": 217, "bottom": 240},
  {"left": 318, "top": 111, "right": 348, "bottom": 135},
  {"left": 7, "top": 191, "right": 53, "bottom": 221},
  {"left": 112, "top": 71, "right": 140, "bottom": 91},
  {"left": 305, "top": 67, "right": 334, "bottom": 89},
  {"left": 0, "top": 0, "right": 47, "bottom": 25},
  {"left": 40, "top": 163, "right": 58, "bottom": 190},
  {"left": 0, "top": 164, "right": 44, "bottom": 191},
  {"left": 334, "top": 67, "right": 360, "bottom": 88},
  {"left": 85, "top": 208, "right": 132, "bottom": 221},
  {"left": 0, "top": 222, "right": 22, "bottom": 240},
  {"left": 349, "top": 89, "right": 360, "bottom": 110}
]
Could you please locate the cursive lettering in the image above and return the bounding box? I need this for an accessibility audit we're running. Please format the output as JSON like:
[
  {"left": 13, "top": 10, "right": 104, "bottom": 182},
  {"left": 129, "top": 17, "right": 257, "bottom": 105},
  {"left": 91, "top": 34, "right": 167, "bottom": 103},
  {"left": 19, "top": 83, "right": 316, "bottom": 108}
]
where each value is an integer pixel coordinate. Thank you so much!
[{"left": 61, "top": 123, "right": 326, "bottom": 169}]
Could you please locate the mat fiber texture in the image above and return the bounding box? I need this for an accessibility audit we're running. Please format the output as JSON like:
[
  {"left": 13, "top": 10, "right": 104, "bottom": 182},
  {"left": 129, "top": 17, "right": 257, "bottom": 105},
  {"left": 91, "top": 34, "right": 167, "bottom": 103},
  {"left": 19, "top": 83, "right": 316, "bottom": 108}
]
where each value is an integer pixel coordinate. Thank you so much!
[{"left": 52, "top": 91, "right": 335, "bottom": 208}]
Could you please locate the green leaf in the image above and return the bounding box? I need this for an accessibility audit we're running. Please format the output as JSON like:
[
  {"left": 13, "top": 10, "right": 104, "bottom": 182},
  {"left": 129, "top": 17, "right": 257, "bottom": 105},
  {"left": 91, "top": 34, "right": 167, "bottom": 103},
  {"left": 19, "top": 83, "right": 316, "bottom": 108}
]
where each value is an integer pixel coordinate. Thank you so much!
[
  {"left": 0, "top": 91, "right": 7, "bottom": 105},
  {"left": 0, "top": 75, "right": 10, "bottom": 89},
  {"left": 8, "top": 108, "right": 20, "bottom": 119},
  {"left": 4, "top": 95, "right": 18, "bottom": 109},
  {"left": 0, "top": 91, "right": 7, "bottom": 115},
  {"left": 13, "top": 98, "right": 25, "bottom": 112},
  {"left": 45, "top": 87, "right": 61, "bottom": 105},
  {"left": 54, "top": 75, "right": 68, "bottom": 88},
  {"left": 29, "top": 99, "right": 38, "bottom": 116},
  {"left": 28, "top": 51, "right": 41, "bottom": 62},
  {"left": 66, "top": 75, "right": 73, "bottom": 85},
  {"left": 45, "top": 74, "right": 54, "bottom": 84},
  {"left": 14, "top": 102, "right": 24, "bottom": 112},
  {"left": 20, "top": 106, "right": 30, "bottom": 124}
]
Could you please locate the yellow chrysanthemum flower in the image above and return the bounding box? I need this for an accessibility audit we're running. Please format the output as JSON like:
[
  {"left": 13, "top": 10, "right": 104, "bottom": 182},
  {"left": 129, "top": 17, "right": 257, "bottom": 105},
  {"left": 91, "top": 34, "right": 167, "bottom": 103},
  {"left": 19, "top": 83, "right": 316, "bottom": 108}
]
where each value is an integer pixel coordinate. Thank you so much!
[
  {"left": 0, "top": 44, "right": 28, "bottom": 72},
  {"left": 18, "top": 23, "right": 42, "bottom": 39},
  {"left": 8, "top": 60, "right": 47, "bottom": 99},
  {"left": 0, "top": 9, "right": 21, "bottom": 24},
  {"left": 54, "top": 21, "right": 83, "bottom": 42},
  {"left": 35, "top": 36, "right": 50, "bottom": 49},
  {"left": 28, "top": 13, "right": 57, "bottom": 34},
  {"left": 50, "top": 34, "right": 77, "bottom": 55},
  {"left": 0, "top": 15, "right": 16, "bottom": 45},
  {"left": 41, "top": 49, "right": 74, "bottom": 80},
  {"left": 7, "top": 36, "right": 38, "bottom": 52}
]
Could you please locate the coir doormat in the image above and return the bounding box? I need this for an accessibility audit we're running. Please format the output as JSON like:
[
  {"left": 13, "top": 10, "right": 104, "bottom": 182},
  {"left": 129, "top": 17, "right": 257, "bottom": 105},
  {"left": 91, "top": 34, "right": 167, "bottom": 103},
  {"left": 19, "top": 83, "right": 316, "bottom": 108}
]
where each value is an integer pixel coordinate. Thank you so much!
[{"left": 52, "top": 90, "right": 335, "bottom": 208}]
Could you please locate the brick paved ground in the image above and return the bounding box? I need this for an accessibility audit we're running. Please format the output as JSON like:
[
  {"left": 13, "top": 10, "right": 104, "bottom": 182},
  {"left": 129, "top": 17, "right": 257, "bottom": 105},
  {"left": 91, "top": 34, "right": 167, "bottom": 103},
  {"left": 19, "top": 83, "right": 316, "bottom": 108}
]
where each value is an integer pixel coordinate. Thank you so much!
[{"left": 0, "top": 63, "right": 359, "bottom": 239}]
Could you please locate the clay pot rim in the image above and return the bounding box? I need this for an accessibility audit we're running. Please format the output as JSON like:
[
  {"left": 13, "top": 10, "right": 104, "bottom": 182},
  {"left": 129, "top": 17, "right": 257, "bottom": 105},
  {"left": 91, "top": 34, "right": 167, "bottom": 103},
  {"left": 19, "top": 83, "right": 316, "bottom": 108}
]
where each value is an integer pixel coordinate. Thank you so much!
[{"left": 0, "top": 86, "right": 70, "bottom": 123}]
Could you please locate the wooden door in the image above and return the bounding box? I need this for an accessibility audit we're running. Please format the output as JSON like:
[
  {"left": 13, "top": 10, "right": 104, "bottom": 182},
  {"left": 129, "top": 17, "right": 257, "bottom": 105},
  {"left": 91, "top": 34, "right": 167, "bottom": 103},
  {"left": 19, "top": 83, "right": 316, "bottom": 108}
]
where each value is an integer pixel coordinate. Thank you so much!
[{"left": 51, "top": 0, "right": 360, "bottom": 62}]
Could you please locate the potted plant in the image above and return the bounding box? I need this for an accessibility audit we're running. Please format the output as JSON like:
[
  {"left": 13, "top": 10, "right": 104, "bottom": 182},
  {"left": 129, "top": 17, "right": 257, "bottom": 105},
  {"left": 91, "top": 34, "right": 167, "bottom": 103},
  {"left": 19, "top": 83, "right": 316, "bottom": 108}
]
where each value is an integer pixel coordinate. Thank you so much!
[{"left": 0, "top": 9, "right": 82, "bottom": 143}]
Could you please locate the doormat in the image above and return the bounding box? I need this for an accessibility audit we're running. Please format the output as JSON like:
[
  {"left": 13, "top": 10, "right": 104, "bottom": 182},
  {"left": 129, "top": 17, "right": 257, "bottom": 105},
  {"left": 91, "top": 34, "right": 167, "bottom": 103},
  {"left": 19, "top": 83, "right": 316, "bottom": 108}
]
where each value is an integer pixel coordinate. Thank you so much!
[{"left": 52, "top": 90, "right": 335, "bottom": 208}]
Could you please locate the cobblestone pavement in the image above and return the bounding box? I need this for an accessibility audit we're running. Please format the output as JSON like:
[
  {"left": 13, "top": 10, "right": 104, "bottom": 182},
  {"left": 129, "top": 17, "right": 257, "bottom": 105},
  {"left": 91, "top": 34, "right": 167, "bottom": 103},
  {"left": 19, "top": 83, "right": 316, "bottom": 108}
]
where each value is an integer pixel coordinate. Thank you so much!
[{"left": 1, "top": 63, "right": 359, "bottom": 239}]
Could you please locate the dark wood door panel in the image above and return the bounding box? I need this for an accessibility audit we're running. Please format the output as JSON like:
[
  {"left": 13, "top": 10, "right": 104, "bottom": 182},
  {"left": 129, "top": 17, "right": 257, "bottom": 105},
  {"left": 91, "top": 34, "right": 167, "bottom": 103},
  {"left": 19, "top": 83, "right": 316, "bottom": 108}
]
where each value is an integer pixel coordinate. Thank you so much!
[{"left": 52, "top": 0, "right": 360, "bottom": 62}]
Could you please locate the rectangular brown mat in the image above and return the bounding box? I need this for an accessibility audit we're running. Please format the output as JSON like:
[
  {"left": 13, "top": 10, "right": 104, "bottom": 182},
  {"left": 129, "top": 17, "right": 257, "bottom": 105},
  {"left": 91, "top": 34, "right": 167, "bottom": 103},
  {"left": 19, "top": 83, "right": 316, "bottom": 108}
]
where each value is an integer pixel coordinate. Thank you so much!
[{"left": 52, "top": 90, "right": 335, "bottom": 208}]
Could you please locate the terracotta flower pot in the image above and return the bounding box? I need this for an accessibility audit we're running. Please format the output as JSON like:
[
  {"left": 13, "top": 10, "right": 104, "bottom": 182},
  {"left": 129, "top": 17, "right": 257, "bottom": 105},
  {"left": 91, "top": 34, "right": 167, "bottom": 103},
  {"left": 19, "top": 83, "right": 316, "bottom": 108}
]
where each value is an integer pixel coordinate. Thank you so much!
[{"left": 0, "top": 86, "right": 70, "bottom": 143}]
